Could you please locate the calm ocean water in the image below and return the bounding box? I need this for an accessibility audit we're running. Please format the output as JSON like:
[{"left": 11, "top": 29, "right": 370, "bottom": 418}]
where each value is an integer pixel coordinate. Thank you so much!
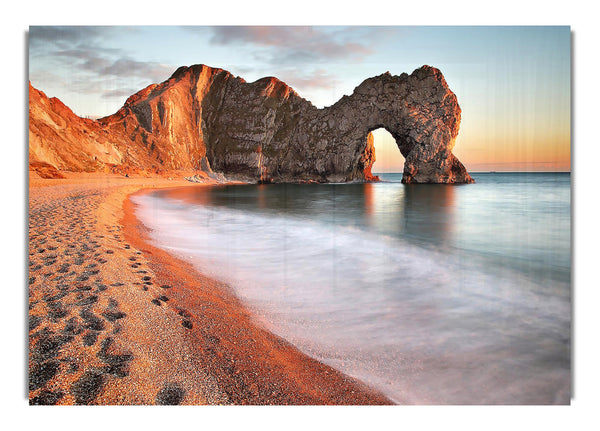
[{"left": 133, "top": 172, "right": 571, "bottom": 404}]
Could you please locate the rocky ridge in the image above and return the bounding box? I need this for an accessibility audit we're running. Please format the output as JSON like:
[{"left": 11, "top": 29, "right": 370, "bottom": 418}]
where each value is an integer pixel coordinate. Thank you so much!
[{"left": 29, "top": 64, "right": 473, "bottom": 183}]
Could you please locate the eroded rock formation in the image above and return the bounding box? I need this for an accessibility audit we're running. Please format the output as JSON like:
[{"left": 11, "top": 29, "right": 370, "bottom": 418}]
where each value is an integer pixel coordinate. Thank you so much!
[{"left": 29, "top": 64, "right": 473, "bottom": 183}]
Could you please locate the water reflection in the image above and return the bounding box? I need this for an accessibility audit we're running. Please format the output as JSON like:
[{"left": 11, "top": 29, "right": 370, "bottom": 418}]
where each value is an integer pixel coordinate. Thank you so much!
[
  {"left": 402, "top": 185, "right": 456, "bottom": 245},
  {"left": 158, "top": 182, "right": 458, "bottom": 246},
  {"left": 363, "top": 182, "right": 375, "bottom": 221}
]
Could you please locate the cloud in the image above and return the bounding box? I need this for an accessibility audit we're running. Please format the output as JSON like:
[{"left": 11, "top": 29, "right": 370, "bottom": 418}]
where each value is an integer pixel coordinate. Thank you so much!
[
  {"left": 277, "top": 68, "right": 338, "bottom": 90},
  {"left": 100, "top": 58, "right": 174, "bottom": 81},
  {"left": 29, "top": 26, "right": 175, "bottom": 107},
  {"left": 29, "top": 26, "right": 109, "bottom": 49},
  {"left": 101, "top": 88, "right": 138, "bottom": 99},
  {"left": 206, "top": 26, "right": 374, "bottom": 65},
  {"left": 29, "top": 26, "right": 138, "bottom": 55}
]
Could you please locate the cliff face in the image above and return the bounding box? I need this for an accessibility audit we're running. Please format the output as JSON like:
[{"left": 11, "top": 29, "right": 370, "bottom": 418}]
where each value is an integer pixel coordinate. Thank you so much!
[
  {"left": 29, "top": 84, "right": 123, "bottom": 176},
  {"left": 29, "top": 64, "right": 473, "bottom": 183}
]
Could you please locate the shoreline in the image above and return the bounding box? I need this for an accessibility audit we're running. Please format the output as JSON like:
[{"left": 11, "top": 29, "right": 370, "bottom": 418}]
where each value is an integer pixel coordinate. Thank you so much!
[{"left": 28, "top": 172, "right": 392, "bottom": 405}]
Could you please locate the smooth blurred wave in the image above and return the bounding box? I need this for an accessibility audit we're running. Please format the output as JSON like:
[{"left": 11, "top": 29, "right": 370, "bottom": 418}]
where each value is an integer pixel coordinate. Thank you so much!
[{"left": 132, "top": 172, "right": 571, "bottom": 404}]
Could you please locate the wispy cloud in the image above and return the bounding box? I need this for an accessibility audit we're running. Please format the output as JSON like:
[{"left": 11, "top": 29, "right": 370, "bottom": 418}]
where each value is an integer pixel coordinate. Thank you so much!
[
  {"left": 29, "top": 26, "right": 176, "bottom": 112},
  {"left": 206, "top": 26, "right": 374, "bottom": 64},
  {"left": 29, "top": 26, "right": 111, "bottom": 49},
  {"left": 100, "top": 58, "right": 174, "bottom": 81},
  {"left": 101, "top": 88, "right": 138, "bottom": 99},
  {"left": 277, "top": 68, "right": 338, "bottom": 90}
]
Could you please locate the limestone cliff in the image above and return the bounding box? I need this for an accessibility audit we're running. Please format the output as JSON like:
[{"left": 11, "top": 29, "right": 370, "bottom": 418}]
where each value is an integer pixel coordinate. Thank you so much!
[{"left": 29, "top": 64, "right": 473, "bottom": 183}]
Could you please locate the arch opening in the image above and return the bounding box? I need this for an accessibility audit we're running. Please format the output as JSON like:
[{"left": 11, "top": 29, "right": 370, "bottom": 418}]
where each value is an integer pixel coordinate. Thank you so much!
[{"left": 370, "top": 127, "right": 406, "bottom": 178}]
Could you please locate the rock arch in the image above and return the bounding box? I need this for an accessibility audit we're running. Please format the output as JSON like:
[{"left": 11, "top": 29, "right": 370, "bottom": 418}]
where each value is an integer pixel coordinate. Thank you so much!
[
  {"left": 203, "top": 65, "right": 473, "bottom": 183},
  {"left": 29, "top": 64, "right": 474, "bottom": 184}
]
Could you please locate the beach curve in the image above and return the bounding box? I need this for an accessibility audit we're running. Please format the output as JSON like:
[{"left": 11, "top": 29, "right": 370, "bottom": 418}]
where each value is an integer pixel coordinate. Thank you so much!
[{"left": 28, "top": 172, "right": 393, "bottom": 405}]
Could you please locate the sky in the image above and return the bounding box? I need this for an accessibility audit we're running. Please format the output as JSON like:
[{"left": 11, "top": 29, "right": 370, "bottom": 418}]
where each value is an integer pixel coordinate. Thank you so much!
[{"left": 29, "top": 25, "right": 571, "bottom": 172}]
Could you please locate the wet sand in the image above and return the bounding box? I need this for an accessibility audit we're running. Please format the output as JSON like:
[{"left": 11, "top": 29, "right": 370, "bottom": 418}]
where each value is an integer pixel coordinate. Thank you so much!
[{"left": 28, "top": 172, "right": 392, "bottom": 405}]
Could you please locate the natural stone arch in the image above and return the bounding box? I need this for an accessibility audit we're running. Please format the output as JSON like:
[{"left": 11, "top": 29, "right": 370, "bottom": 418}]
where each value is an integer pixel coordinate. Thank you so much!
[
  {"left": 28, "top": 63, "right": 473, "bottom": 184},
  {"left": 293, "top": 66, "right": 474, "bottom": 184},
  {"left": 203, "top": 65, "right": 473, "bottom": 183}
]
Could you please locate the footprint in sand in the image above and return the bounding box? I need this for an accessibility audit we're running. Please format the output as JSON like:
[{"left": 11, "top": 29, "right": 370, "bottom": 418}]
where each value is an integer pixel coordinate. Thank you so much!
[
  {"left": 97, "top": 337, "right": 133, "bottom": 378},
  {"left": 82, "top": 330, "right": 99, "bottom": 346},
  {"left": 29, "top": 389, "right": 64, "bottom": 405},
  {"left": 79, "top": 309, "right": 106, "bottom": 331},
  {"left": 70, "top": 371, "right": 105, "bottom": 405},
  {"left": 29, "top": 360, "right": 61, "bottom": 391},
  {"left": 75, "top": 295, "right": 98, "bottom": 307},
  {"left": 155, "top": 383, "right": 186, "bottom": 405}
]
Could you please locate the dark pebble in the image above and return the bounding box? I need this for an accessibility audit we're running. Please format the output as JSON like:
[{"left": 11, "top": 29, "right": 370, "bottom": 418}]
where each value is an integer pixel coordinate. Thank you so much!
[{"left": 181, "top": 320, "right": 193, "bottom": 329}]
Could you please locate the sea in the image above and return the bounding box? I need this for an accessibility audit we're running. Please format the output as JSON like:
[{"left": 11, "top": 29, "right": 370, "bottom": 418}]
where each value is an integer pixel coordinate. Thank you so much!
[{"left": 132, "top": 172, "right": 571, "bottom": 404}]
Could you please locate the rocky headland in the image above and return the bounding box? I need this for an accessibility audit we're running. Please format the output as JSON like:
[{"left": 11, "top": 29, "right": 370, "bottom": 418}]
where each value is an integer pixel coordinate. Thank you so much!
[{"left": 29, "top": 64, "right": 473, "bottom": 183}]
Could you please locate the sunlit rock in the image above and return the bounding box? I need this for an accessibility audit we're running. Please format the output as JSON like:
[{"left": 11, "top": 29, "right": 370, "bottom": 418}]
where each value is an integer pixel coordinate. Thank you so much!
[{"left": 29, "top": 64, "right": 473, "bottom": 183}]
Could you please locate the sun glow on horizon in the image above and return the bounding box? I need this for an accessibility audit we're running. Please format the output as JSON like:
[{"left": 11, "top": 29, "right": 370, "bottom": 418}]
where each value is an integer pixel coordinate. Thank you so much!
[{"left": 371, "top": 128, "right": 405, "bottom": 173}]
